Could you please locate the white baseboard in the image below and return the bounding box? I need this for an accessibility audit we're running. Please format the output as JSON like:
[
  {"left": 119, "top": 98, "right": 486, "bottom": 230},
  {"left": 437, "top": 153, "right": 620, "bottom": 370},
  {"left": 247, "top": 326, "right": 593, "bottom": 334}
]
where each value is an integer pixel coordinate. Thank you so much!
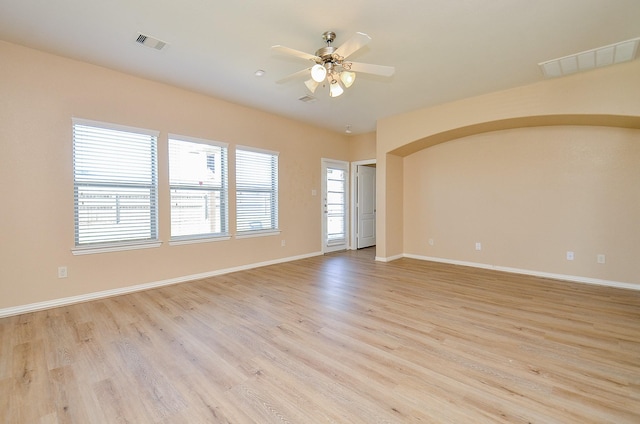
[
  {"left": 0, "top": 251, "right": 323, "bottom": 318},
  {"left": 403, "top": 253, "right": 640, "bottom": 291},
  {"left": 5, "top": 250, "right": 635, "bottom": 318},
  {"left": 375, "top": 254, "right": 404, "bottom": 262}
]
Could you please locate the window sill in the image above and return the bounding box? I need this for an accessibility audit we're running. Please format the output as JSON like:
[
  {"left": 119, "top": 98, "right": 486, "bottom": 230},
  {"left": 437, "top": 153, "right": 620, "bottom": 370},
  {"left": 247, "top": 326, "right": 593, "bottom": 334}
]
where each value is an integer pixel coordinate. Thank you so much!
[
  {"left": 169, "top": 235, "right": 231, "bottom": 246},
  {"left": 235, "top": 230, "right": 281, "bottom": 239},
  {"left": 72, "top": 241, "right": 162, "bottom": 256}
]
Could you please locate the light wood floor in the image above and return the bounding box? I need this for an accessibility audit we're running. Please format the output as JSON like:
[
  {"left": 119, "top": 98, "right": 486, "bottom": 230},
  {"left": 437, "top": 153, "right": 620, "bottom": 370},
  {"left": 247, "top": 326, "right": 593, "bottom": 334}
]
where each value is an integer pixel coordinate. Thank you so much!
[{"left": 2, "top": 248, "right": 639, "bottom": 423}]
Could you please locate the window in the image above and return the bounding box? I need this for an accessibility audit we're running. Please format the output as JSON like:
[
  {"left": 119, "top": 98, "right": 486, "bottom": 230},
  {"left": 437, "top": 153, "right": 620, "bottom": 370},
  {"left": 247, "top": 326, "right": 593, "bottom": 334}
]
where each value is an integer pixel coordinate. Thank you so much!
[
  {"left": 169, "top": 135, "right": 228, "bottom": 240},
  {"left": 236, "top": 146, "right": 279, "bottom": 235},
  {"left": 326, "top": 167, "right": 347, "bottom": 243},
  {"left": 73, "top": 119, "right": 158, "bottom": 250}
]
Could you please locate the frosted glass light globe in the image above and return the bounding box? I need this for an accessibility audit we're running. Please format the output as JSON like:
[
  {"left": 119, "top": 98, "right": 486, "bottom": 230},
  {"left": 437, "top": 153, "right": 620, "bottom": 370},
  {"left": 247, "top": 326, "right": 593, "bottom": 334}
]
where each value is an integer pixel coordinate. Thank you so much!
[{"left": 311, "top": 64, "right": 327, "bottom": 82}]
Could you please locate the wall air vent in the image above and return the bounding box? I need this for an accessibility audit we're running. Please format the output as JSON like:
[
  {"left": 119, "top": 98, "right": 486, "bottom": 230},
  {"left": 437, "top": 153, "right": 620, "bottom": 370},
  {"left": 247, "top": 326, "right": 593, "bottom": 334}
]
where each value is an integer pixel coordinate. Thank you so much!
[
  {"left": 539, "top": 37, "right": 639, "bottom": 78},
  {"left": 135, "top": 33, "right": 167, "bottom": 51}
]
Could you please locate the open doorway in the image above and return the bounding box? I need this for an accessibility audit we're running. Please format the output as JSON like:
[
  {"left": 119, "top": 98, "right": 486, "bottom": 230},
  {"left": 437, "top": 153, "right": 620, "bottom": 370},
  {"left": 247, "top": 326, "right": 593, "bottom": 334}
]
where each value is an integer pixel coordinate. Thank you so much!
[{"left": 351, "top": 160, "right": 376, "bottom": 249}]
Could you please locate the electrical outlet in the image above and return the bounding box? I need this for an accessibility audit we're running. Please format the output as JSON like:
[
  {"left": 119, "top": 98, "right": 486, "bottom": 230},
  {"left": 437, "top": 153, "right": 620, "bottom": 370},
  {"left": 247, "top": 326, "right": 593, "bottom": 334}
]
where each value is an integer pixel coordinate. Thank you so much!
[
  {"left": 58, "top": 266, "right": 68, "bottom": 278},
  {"left": 566, "top": 251, "right": 574, "bottom": 261},
  {"left": 475, "top": 242, "right": 482, "bottom": 251},
  {"left": 281, "top": 240, "right": 286, "bottom": 247},
  {"left": 597, "top": 254, "right": 606, "bottom": 264},
  {"left": 428, "top": 238, "right": 434, "bottom": 246}
]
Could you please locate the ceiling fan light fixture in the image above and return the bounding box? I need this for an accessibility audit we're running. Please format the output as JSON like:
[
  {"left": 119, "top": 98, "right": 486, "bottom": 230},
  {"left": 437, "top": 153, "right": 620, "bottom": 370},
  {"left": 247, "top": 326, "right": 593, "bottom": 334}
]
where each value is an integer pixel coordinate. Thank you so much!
[
  {"left": 340, "top": 71, "right": 356, "bottom": 88},
  {"left": 311, "top": 64, "right": 327, "bottom": 82},
  {"left": 329, "top": 80, "right": 344, "bottom": 97},
  {"left": 272, "top": 31, "right": 395, "bottom": 98},
  {"left": 304, "top": 79, "right": 319, "bottom": 93}
]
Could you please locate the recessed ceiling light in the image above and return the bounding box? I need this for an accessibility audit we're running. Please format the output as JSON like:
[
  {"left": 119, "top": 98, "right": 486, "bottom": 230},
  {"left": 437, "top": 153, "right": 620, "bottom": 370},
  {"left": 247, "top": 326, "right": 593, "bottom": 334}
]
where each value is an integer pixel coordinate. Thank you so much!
[
  {"left": 539, "top": 37, "right": 640, "bottom": 78},
  {"left": 254, "top": 69, "right": 266, "bottom": 77}
]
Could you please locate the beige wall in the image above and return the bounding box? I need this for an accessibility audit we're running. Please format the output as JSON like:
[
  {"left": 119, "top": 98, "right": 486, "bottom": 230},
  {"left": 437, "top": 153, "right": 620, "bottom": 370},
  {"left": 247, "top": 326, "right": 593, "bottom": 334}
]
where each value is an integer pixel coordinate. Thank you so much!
[
  {"left": 378, "top": 60, "right": 640, "bottom": 155},
  {"left": 0, "top": 41, "right": 349, "bottom": 310},
  {"left": 348, "top": 132, "right": 376, "bottom": 162},
  {"left": 377, "top": 59, "right": 640, "bottom": 286},
  {"left": 382, "top": 153, "right": 403, "bottom": 259},
  {"left": 3, "top": 39, "right": 639, "bottom": 312},
  {"left": 404, "top": 126, "right": 640, "bottom": 285}
]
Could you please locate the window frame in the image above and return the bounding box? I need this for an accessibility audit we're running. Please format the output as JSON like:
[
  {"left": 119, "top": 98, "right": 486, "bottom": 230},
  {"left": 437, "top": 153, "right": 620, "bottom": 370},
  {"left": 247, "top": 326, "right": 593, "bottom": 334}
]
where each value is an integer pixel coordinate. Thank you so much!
[
  {"left": 235, "top": 145, "right": 280, "bottom": 238},
  {"left": 168, "top": 134, "right": 230, "bottom": 244},
  {"left": 71, "top": 118, "right": 160, "bottom": 255}
]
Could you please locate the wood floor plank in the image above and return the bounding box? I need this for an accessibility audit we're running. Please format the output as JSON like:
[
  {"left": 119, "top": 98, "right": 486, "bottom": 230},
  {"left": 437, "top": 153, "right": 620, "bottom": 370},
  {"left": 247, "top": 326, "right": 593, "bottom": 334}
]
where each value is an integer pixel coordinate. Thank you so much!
[
  {"left": 48, "top": 365, "right": 92, "bottom": 424},
  {"left": 9, "top": 339, "right": 54, "bottom": 423},
  {"left": 0, "top": 319, "right": 13, "bottom": 381},
  {"left": 1, "top": 248, "right": 639, "bottom": 423}
]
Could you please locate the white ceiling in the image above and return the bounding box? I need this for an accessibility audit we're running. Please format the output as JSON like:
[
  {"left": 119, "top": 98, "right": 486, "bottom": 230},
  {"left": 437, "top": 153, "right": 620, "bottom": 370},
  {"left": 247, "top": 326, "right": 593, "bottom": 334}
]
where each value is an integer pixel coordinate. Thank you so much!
[{"left": 1, "top": 0, "right": 639, "bottom": 135}]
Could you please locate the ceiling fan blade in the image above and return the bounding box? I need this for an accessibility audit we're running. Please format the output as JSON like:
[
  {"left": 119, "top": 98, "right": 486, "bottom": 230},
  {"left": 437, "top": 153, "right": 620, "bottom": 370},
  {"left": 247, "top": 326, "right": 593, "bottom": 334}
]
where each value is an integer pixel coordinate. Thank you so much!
[
  {"left": 276, "top": 68, "right": 311, "bottom": 84},
  {"left": 347, "top": 61, "right": 395, "bottom": 77},
  {"left": 334, "top": 32, "right": 371, "bottom": 59},
  {"left": 271, "top": 45, "right": 319, "bottom": 62}
]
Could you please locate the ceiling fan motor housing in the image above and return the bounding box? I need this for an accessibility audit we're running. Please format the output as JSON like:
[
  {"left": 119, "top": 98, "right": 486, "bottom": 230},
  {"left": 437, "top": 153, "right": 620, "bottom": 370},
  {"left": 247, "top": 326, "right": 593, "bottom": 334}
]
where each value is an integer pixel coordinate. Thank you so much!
[
  {"left": 316, "top": 31, "right": 343, "bottom": 68},
  {"left": 316, "top": 46, "right": 338, "bottom": 62}
]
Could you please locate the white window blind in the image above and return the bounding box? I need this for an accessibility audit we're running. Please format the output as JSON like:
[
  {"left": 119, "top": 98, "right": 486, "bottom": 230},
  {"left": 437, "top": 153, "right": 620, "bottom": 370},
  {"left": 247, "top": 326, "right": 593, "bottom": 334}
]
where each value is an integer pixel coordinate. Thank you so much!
[
  {"left": 169, "top": 136, "right": 228, "bottom": 239},
  {"left": 73, "top": 119, "right": 158, "bottom": 247},
  {"left": 236, "top": 147, "right": 279, "bottom": 234}
]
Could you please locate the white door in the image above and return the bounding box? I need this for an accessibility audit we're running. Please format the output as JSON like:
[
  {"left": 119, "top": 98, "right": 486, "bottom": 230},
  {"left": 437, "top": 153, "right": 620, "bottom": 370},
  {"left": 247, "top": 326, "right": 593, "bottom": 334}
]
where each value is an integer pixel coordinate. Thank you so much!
[
  {"left": 357, "top": 165, "right": 376, "bottom": 248},
  {"left": 322, "top": 159, "right": 349, "bottom": 253}
]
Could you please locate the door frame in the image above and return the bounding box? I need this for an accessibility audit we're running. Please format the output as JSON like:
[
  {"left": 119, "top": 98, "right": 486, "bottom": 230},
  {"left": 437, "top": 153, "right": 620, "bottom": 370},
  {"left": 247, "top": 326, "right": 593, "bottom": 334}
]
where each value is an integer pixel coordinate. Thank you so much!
[
  {"left": 321, "top": 158, "right": 350, "bottom": 254},
  {"left": 350, "top": 159, "right": 376, "bottom": 250}
]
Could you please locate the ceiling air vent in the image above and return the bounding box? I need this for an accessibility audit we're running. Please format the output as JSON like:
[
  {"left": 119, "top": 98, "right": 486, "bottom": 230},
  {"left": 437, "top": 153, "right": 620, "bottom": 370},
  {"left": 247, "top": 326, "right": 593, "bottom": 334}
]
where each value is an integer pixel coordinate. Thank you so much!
[
  {"left": 298, "top": 95, "right": 318, "bottom": 103},
  {"left": 135, "top": 33, "right": 167, "bottom": 51},
  {"left": 539, "top": 37, "right": 640, "bottom": 78}
]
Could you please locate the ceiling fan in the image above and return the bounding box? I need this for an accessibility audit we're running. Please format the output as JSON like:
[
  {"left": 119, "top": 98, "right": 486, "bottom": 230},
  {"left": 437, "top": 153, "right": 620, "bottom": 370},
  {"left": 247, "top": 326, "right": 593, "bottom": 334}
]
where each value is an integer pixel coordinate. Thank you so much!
[{"left": 271, "top": 31, "right": 395, "bottom": 97}]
